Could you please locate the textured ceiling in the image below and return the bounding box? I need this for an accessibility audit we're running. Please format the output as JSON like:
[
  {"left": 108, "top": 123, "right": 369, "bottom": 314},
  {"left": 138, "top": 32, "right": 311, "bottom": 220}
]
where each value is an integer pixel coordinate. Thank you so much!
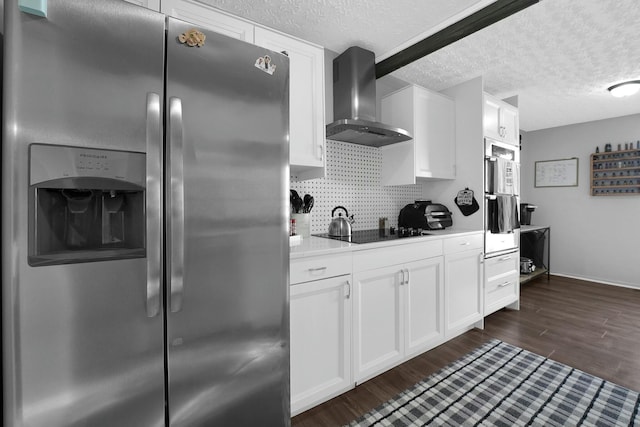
[
  {"left": 198, "top": 0, "right": 489, "bottom": 54},
  {"left": 202, "top": 0, "right": 640, "bottom": 131}
]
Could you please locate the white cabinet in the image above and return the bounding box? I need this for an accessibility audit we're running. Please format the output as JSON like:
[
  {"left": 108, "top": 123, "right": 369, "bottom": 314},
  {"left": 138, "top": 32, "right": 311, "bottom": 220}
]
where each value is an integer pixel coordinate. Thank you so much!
[
  {"left": 289, "top": 232, "right": 488, "bottom": 413},
  {"left": 404, "top": 257, "right": 445, "bottom": 358},
  {"left": 352, "top": 264, "right": 403, "bottom": 382},
  {"left": 352, "top": 241, "right": 444, "bottom": 383},
  {"left": 483, "top": 93, "right": 519, "bottom": 146},
  {"left": 124, "top": 0, "right": 160, "bottom": 11},
  {"left": 289, "top": 254, "right": 353, "bottom": 416},
  {"left": 254, "top": 28, "right": 326, "bottom": 180},
  {"left": 161, "top": 0, "right": 254, "bottom": 41},
  {"left": 161, "top": 1, "right": 326, "bottom": 180},
  {"left": 443, "top": 233, "right": 483, "bottom": 337},
  {"left": 484, "top": 251, "right": 520, "bottom": 316},
  {"left": 290, "top": 253, "right": 351, "bottom": 285},
  {"left": 381, "top": 84, "right": 456, "bottom": 185}
]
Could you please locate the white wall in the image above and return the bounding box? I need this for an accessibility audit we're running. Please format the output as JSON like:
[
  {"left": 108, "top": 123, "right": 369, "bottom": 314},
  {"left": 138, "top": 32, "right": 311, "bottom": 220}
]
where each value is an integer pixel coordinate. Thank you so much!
[
  {"left": 422, "top": 77, "right": 485, "bottom": 231},
  {"left": 290, "top": 140, "right": 424, "bottom": 234},
  {"left": 521, "top": 114, "right": 640, "bottom": 288}
]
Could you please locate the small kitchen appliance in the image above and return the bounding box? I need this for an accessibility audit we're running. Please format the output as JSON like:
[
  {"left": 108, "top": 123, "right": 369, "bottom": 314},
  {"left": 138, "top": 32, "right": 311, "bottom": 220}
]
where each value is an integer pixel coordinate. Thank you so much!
[
  {"left": 423, "top": 203, "right": 453, "bottom": 230},
  {"left": 520, "top": 203, "right": 537, "bottom": 225},
  {"left": 398, "top": 202, "right": 428, "bottom": 230},
  {"left": 328, "top": 206, "right": 354, "bottom": 237},
  {"left": 520, "top": 257, "right": 536, "bottom": 274},
  {"left": 403, "top": 201, "right": 453, "bottom": 230}
]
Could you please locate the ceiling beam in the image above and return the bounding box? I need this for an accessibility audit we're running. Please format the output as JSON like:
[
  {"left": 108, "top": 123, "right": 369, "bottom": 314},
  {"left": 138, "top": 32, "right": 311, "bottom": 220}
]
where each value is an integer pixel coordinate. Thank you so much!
[{"left": 375, "top": 0, "right": 540, "bottom": 78}]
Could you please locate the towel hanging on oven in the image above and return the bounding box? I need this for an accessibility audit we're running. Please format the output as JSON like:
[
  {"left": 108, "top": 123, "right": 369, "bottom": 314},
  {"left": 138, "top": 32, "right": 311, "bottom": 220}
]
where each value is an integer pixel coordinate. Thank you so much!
[
  {"left": 488, "top": 195, "right": 520, "bottom": 233},
  {"left": 494, "top": 158, "right": 516, "bottom": 195}
]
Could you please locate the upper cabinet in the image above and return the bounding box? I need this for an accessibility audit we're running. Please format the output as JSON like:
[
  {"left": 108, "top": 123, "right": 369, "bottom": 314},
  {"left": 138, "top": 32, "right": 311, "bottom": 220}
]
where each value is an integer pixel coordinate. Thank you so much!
[
  {"left": 380, "top": 84, "right": 456, "bottom": 185},
  {"left": 161, "top": 0, "right": 254, "bottom": 42},
  {"left": 161, "top": 0, "right": 326, "bottom": 180},
  {"left": 483, "top": 93, "right": 519, "bottom": 146},
  {"left": 124, "top": 0, "right": 160, "bottom": 11},
  {"left": 254, "top": 28, "right": 326, "bottom": 180}
]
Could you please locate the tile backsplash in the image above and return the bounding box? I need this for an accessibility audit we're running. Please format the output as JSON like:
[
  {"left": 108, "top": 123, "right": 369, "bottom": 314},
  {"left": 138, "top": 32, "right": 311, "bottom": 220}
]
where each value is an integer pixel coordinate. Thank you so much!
[{"left": 291, "top": 140, "right": 423, "bottom": 234}]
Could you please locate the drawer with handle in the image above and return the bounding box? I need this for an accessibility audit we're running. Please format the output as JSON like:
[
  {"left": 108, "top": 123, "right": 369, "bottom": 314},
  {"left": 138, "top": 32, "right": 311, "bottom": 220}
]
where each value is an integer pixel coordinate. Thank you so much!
[
  {"left": 485, "top": 271, "right": 519, "bottom": 312},
  {"left": 443, "top": 233, "right": 483, "bottom": 254},
  {"left": 485, "top": 252, "right": 519, "bottom": 280},
  {"left": 290, "top": 253, "right": 352, "bottom": 285}
]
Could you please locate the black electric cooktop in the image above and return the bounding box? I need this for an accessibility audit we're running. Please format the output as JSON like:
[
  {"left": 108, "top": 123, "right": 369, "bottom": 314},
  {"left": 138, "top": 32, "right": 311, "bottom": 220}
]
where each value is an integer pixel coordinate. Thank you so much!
[{"left": 314, "top": 228, "right": 430, "bottom": 244}]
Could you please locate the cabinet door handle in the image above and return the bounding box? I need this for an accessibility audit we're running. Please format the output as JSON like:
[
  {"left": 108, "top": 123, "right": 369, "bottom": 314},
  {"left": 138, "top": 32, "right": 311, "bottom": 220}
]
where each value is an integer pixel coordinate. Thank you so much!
[
  {"left": 318, "top": 143, "right": 324, "bottom": 161},
  {"left": 499, "top": 255, "right": 512, "bottom": 261},
  {"left": 404, "top": 268, "right": 410, "bottom": 285},
  {"left": 400, "top": 269, "right": 405, "bottom": 285},
  {"left": 499, "top": 281, "right": 512, "bottom": 288},
  {"left": 345, "top": 280, "right": 351, "bottom": 299},
  {"left": 460, "top": 241, "right": 471, "bottom": 246},
  {"left": 308, "top": 266, "right": 327, "bottom": 273}
]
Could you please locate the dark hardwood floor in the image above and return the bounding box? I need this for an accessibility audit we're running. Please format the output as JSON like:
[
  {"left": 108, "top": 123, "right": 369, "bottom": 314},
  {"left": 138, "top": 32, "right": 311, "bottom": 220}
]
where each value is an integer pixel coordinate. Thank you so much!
[{"left": 291, "top": 275, "right": 640, "bottom": 426}]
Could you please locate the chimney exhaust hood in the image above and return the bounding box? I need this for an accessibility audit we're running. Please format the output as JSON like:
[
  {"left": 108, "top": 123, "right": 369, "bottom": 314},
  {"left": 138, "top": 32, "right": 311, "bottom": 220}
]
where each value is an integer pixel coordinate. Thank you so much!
[{"left": 326, "top": 46, "right": 412, "bottom": 148}]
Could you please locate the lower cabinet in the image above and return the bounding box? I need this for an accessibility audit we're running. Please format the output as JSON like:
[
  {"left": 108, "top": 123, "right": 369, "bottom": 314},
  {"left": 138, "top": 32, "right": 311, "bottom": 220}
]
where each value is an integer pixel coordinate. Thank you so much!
[
  {"left": 405, "top": 258, "right": 445, "bottom": 358},
  {"left": 290, "top": 232, "right": 484, "bottom": 414},
  {"left": 443, "top": 234, "right": 484, "bottom": 337},
  {"left": 484, "top": 251, "right": 520, "bottom": 316},
  {"left": 290, "top": 265, "right": 353, "bottom": 415},
  {"left": 352, "top": 264, "right": 403, "bottom": 382},
  {"left": 352, "top": 242, "right": 444, "bottom": 383}
]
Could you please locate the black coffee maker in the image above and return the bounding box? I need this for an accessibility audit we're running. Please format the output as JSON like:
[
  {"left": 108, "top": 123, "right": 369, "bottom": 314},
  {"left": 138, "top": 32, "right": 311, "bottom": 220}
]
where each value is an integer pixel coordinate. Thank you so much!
[{"left": 520, "top": 203, "right": 537, "bottom": 225}]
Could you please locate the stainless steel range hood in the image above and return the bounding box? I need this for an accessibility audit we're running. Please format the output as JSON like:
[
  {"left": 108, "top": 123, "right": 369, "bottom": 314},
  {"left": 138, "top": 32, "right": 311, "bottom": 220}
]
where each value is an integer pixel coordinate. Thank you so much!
[{"left": 326, "top": 46, "right": 412, "bottom": 148}]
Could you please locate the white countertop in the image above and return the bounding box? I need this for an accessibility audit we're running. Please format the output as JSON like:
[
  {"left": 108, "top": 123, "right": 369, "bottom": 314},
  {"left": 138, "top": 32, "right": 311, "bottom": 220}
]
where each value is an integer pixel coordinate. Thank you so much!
[{"left": 290, "top": 227, "right": 482, "bottom": 259}]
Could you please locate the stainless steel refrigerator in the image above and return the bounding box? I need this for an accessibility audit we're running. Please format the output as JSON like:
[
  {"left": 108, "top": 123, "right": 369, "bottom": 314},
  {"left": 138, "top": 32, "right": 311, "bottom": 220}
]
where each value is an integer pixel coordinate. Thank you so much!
[{"left": 2, "top": 1, "right": 290, "bottom": 426}]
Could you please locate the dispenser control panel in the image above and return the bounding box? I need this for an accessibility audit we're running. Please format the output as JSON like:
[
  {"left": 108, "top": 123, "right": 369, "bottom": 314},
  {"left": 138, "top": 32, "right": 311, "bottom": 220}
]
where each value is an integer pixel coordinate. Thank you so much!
[{"left": 30, "top": 144, "right": 145, "bottom": 186}]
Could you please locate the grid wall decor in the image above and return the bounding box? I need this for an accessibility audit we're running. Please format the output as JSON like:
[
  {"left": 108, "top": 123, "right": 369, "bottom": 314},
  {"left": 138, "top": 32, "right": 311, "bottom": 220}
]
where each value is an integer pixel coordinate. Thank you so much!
[{"left": 291, "top": 140, "right": 423, "bottom": 234}]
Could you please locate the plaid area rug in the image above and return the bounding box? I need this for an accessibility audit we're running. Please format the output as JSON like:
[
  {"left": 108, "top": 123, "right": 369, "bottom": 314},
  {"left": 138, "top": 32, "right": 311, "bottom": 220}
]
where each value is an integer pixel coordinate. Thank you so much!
[{"left": 348, "top": 339, "right": 640, "bottom": 426}]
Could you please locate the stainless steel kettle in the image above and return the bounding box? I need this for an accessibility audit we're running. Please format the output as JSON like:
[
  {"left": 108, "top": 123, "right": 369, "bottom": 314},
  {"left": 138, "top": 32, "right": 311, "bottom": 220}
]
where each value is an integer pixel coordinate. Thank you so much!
[{"left": 328, "top": 206, "right": 354, "bottom": 237}]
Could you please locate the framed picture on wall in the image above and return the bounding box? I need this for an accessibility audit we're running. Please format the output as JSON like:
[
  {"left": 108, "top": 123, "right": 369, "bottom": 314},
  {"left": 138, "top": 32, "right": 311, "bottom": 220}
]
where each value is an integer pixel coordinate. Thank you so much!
[{"left": 534, "top": 157, "right": 579, "bottom": 187}]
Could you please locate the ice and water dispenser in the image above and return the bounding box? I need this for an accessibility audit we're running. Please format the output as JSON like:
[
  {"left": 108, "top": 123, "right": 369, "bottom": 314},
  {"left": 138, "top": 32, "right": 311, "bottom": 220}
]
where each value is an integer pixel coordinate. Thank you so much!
[{"left": 28, "top": 144, "right": 146, "bottom": 266}]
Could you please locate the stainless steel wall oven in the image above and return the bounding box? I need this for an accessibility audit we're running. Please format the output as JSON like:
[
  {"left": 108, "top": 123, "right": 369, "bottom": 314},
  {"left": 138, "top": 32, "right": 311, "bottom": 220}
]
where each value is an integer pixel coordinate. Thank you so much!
[{"left": 484, "top": 137, "right": 520, "bottom": 257}]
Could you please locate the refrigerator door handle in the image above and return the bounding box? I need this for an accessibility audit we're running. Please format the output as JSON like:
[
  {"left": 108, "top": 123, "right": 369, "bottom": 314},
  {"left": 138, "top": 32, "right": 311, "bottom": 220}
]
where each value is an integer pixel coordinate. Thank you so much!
[
  {"left": 168, "top": 96, "right": 185, "bottom": 313},
  {"left": 146, "top": 92, "right": 162, "bottom": 318}
]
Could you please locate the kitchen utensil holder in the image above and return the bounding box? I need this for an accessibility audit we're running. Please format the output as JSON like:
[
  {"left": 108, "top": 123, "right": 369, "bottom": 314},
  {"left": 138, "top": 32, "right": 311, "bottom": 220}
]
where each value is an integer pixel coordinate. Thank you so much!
[{"left": 291, "top": 213, "right": 310, "bottom": 237}]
